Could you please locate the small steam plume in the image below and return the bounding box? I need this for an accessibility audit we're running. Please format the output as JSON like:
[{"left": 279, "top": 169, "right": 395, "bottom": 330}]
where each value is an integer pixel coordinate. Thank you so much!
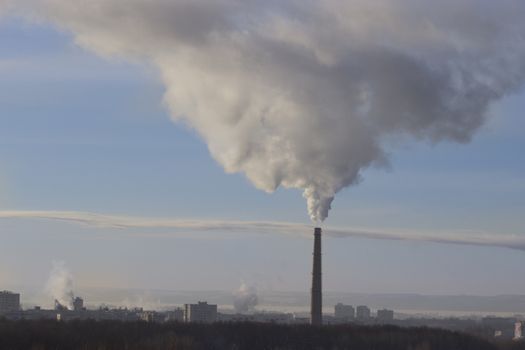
[
  {"left": 45, "top": 261, "right": 75, "bottom": 310},
  {"left": 121, "top": 294, "right": 162, "bottom": 311},
  {"left": 4, "top": 1, "right": 525, "bottom": 222},
  {"left": 233, "top": 282, "right": 258, "bottom": 314}
]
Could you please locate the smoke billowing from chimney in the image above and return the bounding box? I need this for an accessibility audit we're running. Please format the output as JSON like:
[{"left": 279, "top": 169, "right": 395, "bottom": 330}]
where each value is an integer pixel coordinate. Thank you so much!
[
  {"left": 233, "top": 282, "right": 258, "bottom": 314},
  {"left": 45, "top": 261, "right": 75, "bottom": 310},
  {"left": 5, "top": 1, "right": 525, "bottom": 221}
]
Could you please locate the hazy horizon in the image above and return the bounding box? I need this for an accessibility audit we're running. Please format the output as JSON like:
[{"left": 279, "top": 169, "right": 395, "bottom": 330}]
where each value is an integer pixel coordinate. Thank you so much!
[
  {"left": 1, "top": 0, "right": 524, "bottom": 309},
  {"left": 7, "top": 283, "right": 525, "bottom": 318}
]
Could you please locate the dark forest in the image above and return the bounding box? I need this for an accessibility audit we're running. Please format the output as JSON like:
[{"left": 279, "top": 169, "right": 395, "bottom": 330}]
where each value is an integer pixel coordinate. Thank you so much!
[{"left": 1, "top": 319, "right": 524, "bottom": 350}]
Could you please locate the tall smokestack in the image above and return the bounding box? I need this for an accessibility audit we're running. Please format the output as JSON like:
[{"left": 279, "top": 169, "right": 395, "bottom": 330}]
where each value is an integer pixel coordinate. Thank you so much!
[{"left": 311, "top": 227, "right": 322, "bottom": 325}]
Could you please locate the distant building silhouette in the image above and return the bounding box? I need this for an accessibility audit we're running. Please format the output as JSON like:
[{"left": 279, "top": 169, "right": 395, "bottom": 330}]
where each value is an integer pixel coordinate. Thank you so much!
[
  {"left": 184, "top": 301, "right": 217, "bottom": 323},
  {"left": 165, "top": 308, "right": 184, "bottom": 322},
  {"left": 356, "top": 305, "right": 371, "bottom": 321},
  {"left": 515, "top": 321, "right": 523, "bottom": 341},
  {"left": 0, "top": 291, "right": 20, "bottom": 314},
  {"left": 377, "top": 309, "right": 394, "bottom": 323},
  {"left": 334, "top": 303, "right": 355, "bottom": 320}
]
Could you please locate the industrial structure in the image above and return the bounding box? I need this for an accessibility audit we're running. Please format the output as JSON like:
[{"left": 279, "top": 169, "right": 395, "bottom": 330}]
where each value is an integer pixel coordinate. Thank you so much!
[
  {"left": 0, "top": 291, "right": 20, "bottom": 314},
  {"left": 311, "top": 227, "right": 322, "bottom": 325},
  {"left": 73, "top": 297, "right": 84, "bottom": 311}
]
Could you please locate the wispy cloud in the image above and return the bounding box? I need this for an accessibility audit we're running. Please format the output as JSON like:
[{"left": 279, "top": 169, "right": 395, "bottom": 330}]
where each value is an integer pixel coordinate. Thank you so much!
[{"left": 0, "top": 210, "right": 524, "bottom": 251}]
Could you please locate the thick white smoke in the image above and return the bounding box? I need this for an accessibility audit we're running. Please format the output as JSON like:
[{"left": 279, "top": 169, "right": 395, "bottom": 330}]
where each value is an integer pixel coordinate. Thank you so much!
[
  {"left": 45, "top": 261, "right": 75, "bottom": 310},
  {"left": 233, "top": 282, "right": 258, "bottom": 314},
  {"left": 5, "top": 0, "right": 525, "bottom": 221}
]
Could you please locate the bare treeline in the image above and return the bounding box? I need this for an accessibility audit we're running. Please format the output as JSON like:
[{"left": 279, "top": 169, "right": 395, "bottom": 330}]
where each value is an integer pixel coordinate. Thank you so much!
[{"left": 1, "top": 319, "right": 523, "bottom": 350}]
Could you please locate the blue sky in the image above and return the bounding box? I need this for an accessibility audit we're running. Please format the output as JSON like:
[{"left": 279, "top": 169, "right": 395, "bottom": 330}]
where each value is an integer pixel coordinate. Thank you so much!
[{"left": 0, "top": 15, "right": 524, "bottom": 298}]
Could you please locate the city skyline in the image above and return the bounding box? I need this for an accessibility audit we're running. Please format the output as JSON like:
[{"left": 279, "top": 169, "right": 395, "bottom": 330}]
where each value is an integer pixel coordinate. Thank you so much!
[{"left": 0, "top": 1, "right": 525, "bottom": 297}]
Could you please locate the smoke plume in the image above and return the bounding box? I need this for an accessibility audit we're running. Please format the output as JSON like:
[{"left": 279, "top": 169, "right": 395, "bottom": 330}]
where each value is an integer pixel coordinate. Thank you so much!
[
  {"left": 5, "top": 0, "right": 525, "bottom": 221},
  {"left": 45, "top": 261, "right": 75, "bottom": 310},
  {"left": 233, "top": 282, "right": 258, "bottom": 314}
]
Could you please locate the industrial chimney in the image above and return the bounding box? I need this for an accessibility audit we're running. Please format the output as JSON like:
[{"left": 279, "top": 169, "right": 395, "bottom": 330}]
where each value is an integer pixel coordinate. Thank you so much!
[{"left": 311, "top": 227, "right": 322, "bottom": 325}]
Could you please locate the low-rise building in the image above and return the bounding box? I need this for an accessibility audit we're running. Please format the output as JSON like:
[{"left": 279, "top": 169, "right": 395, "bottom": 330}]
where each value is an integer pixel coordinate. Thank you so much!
[{"left": 482, "top": 317, "right": 516, "bottom": 339}]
